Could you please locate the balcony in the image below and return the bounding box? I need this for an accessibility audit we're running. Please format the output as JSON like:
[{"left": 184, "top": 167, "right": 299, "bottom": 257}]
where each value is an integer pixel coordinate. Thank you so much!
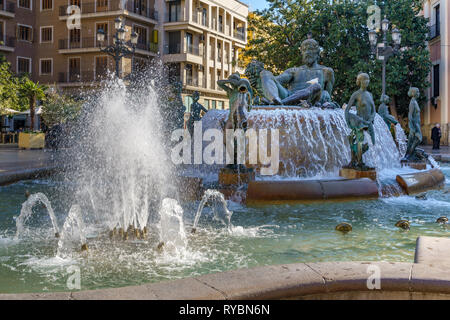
[
  {"left": 0, "top": 36, "right": 15, "bottom": 50},
  {"left": 234, "top": 30, "right": 245, "bottom": 42},
  {"left": 136, "top": 41, "right": 158, "bottom": 54},
  {"left": 58, "top": 71, "right": 109, "bottom": 83},
  {"left": 185, "top": 76, "right": 207, "bottom": 89},
  {"left": 164, "top": 44, "right": 201, "bottom": 56},
  {"left": 429, "top": 24, "right": 440, "bottom": 41},
  {"left": 59, "top": 0, "right": 158, "bottom": 20},
  {"left": 59, "top": 37, "right": 103, "bottom": 50}
]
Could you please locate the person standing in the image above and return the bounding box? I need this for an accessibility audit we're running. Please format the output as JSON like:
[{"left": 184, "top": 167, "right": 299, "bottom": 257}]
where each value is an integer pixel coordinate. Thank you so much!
[{"left": 431, "top": 123, "right": 441, "bottom": 150}]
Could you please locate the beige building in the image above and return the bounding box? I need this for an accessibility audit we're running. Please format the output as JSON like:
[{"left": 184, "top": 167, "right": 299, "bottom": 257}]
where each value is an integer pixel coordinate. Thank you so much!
[
  {"left": 422, "top": 0, "right": 450, "bottom": 144},
  {"left": 0, "top": 0, "right": 248, "bottom": 111}
]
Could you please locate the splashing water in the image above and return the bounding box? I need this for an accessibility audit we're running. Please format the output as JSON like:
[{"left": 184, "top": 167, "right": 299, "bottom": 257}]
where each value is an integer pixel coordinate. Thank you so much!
[
  {"left": 158, "top": 198, "right": 187, "bottom": 250},
  {"left": 395, "top": 123, "right": 407, "bottom": 158},
  {"left": 201, "top": 108, "right": 403, "bottom": 177},
  {"left": 56, "top": 204, "right": 87, "bottom": 259},
  {"left": 193, "top": 190, "right": 233, "bottom": 231},
  {"left": 65, "top": 79, "right": 174, "bottom": 232},
  {"left": 15, "top": 193, "right": 59, "bottom": 238},
  {"left": 428, "top": 155, "right": 440, "bottom": 169}
]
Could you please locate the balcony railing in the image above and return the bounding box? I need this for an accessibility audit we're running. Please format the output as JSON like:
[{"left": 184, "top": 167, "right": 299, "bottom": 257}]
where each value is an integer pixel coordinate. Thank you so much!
[
  {"left": 58, "top": 71, "right": 109, "bottom": 83},
  {"left": 59, "top": 37, "right": 104, "bottom": 49},
  {"left": 185, "top": 76, "right": 206, "bottom": 88},
  {"left": 136, "top": 42, "right": 158, "bottom": 53},
  {"left": 164, "top": 44, "right": 201, "bottom": 56},
  {"left": 0, "top": 35, "right": 15, "bottom": 47},
  {"left": 429, "top": 24, "right": 440, "bottom": 40},
  {"left": 234, "top": 30, "right": 245, "bottom": 41},
  {"left": 59, "top": 0, "right": 157, "bottom": 20},
  {"left": 0, "top": 1, "right": 15, "bottom": 13}
]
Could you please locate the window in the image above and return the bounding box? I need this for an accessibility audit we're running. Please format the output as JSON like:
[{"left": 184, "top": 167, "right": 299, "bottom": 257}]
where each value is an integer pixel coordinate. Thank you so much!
[
  {"left": 218, "top": 101, "right": 223, "bottom": 110},
  {"left": 435, "top": 5, "right": 440, "bottom": 37},
  {"left": 202, "top": 8, "right": 207, "bottom": 26},
  {"left": 96, "top": 0, "right": 107, "bottom": 10},
  {"left": 41, "top": 0, "right": 52, "bottom": 10},
  {"left": 204, "top": 99, "right": 210, "bottom": 109},
  {"left": 40, "top": 59, "right": 52, "bottom": 75},
  {"left": 168, "top": 1, "right": 181, "bottom": 22},
  {"left": 40, "top": 26, "right": 52, "bottom": 42},
  {"left": 133, "top": 0, "right": 146, "bottom": 15},
  {"left": 185, "top": 32, "right": 192, "bottom": 53},
  {"left": 18, "top": 0, "right": 31, "bottom": 9},
  {"left": 185, "top": 96, "right": 193, "bottom": 112},
  {"left": 96, "top": 22, "right": 107, "bottom": 44},
  {"left": 17, "top": 25, "right": 32, "bottom": 42},
  {"left": 70, "top": 28, "right": 80, "bottom": 43},
  {"left": 68, "top": 57, "right": 80, "bottom": 81},
  {"left": 211, "top": 100, "right": 216, "bottom": 109},
  {"left": 0, "top": 21, "right": 4, "bottom": 41},
  {"left": 433, "top": 64, "right": 440, "bottom": 98},
  {"left": 95, "top": 56, "right": 107, "bottom": 78},
  {"left": 17, "top": 57, "right": 31, "bottom": 74},
  {"left": 219, "top": 15, "right": 223, "bottom": 33},
  {"left": 217, "top": 42, "right": 221, "bottom": 61},
  {"left": 133, "top": 25, "right": 147, "bottom": 45}
]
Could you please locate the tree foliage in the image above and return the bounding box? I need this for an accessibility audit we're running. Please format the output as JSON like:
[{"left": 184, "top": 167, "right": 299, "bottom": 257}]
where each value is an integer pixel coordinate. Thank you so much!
[
  {"left": 244, "top": 0, "right": 431, "bottom": 118},
  {"left": 0, "top": 57, "right": 23, "bottom": 113},
  {"left": 41, "top": 92, "right": 82, "bottom": 128}
]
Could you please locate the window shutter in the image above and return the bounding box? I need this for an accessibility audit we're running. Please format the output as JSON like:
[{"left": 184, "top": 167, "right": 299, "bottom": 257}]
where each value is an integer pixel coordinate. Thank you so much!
[{"left": 152, "top": 29, "right": 158, "bottom": 44}]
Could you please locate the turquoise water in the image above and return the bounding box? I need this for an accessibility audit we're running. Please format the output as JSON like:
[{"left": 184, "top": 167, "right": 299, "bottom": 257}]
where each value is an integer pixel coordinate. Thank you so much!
[{"left": 1, "top": 169, "right": 450, "bottom": 293}]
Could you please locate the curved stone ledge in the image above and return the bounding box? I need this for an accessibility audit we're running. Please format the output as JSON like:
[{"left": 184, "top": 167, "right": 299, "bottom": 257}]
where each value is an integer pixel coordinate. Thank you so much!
[
  {"left": 2, "top": 260, "right": 450, "bottom": 300},
  {"left": 0, "top": 167, "right": 58, "bottom": 186},
  {"left": 396, "top": 168, "right": 445, "bottom": 195},
  {"left": 246, "top": 178, "right": 378, "bottom": 204}
]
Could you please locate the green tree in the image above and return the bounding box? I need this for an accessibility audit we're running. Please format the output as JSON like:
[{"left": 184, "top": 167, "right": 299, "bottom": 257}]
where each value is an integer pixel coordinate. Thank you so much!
[
  {"left": 41, "top": 92, "right": 82, "bottom": 128},
  {"left": 19, "top": 77, "right": 48, "bottom": 131},
  {"left": 244, "top": 0, "right": 431, "bottom": 119},
  {"left": 0, "top": 58, "right": 22, "bottom": 113}
]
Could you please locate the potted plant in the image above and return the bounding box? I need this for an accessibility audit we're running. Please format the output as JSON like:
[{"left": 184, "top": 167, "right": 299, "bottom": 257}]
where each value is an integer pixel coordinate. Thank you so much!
[{"left": 18, "top": 77, "right": 47, "bottom": 149}]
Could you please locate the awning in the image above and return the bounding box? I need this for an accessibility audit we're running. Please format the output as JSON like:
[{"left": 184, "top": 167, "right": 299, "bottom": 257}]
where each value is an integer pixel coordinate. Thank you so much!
[
  {"left": 0, "top": 108, "right": 21, "bottom": 115},
  {"left": 18, "top": 107, "right": 43, "bottom": 115}
]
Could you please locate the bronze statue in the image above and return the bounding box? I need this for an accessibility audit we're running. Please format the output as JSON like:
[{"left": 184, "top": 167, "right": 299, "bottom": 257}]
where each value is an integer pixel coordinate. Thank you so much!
[
  {"left": 218, "top": 73, "right": 252, "bottom": 131},
  {"left": 218, "top": 73, "right": 252, "bottom": 168},
  {"left": 404, "top": 87, "right": 423, "bottom": 161},
  {"left": 187, "top": 91, "right": 208, "bottom": 135},
  {"left": 344, "top": 73, "right": 376, "bottom": 170},
  {"left": 378, "top": 94, "right": 398, "bottom": 129},
  {"left": 245, "top": 36, "right": 338, "bottom": 108}
]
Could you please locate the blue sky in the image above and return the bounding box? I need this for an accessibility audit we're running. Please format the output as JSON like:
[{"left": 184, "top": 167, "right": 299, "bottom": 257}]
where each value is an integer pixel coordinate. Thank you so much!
[{"left": 243, "top": 0, "right": 269, "bottom": 12}]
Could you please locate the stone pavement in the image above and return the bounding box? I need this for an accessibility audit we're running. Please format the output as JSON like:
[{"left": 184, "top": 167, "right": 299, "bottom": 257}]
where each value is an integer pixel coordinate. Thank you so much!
[{"left": 0, "top": 146, "right": 61, "bottom": 185}]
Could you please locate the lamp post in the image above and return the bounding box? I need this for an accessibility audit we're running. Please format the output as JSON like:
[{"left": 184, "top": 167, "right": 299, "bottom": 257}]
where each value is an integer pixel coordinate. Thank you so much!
[
  {"left": 96, "top": 17, "right": 139, "bottom": 78},
  {"left": 369, "top": 16, "right": 402, "bottom": 97}
]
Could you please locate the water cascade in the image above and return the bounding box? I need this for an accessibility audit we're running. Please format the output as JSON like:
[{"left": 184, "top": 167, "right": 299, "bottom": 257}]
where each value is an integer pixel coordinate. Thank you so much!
[
  {"left": 56, "top": 204, "right": 87, "bottom": 258},
  {"left": 15, "top": 192, "right": 60, "bottom": 238},
  {"left": 201, "top": 108, "right": 403, "bottom": 177},
  {"left": 192, "top": 190, "right": 233, "bottom": 232}
]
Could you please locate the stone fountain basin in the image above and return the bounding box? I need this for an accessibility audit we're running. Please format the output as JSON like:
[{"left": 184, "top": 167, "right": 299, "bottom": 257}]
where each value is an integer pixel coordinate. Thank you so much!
[
  {"left": 1, "top": 236, "right": 450, "bottom": 300},
  {"left": 178, "top": 168, "right": 445, "bottom": 203}
]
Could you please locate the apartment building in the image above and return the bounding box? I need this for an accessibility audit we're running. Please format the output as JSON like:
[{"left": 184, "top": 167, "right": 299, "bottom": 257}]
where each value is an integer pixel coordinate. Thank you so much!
[
  {"left": 422, "top": 0, "right": 450, "bottom": 145},
  {"left": 158, "top": 0, "right": 248, "bottom": 110},
  {"left": 0, "top": 0, "right": 248, "bottom": 109}
]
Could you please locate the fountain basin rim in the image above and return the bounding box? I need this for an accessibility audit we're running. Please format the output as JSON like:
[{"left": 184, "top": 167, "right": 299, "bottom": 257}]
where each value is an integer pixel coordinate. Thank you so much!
[
  {"left": 2, "top": 236, "right": 450, "bottom": 300},
  {"left": 1, "top": 260, "right": 449, "bottom": 300}
]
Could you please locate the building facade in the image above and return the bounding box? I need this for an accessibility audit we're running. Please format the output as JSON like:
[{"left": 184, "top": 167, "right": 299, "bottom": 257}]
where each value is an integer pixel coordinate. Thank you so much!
[
  {"left": 0, "top": 0, "right": 248, "bottom": 110},
  {"left": 422, "top": 0, "right": 450, "bottom": 145}
]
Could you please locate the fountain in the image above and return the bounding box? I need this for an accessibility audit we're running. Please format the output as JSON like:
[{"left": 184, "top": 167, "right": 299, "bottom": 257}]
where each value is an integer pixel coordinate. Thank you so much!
[{"left": 0, "top": 34, "right": 448, "bottom": 298}]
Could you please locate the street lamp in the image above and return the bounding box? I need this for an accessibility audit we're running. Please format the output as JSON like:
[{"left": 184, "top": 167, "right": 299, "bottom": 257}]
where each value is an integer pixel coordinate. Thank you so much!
[
  {"left": 368, "top": 16, "right": 402, "bottom": 97},
  {"left": 96, "top": 17, "right": 139, "bottom": 78}
]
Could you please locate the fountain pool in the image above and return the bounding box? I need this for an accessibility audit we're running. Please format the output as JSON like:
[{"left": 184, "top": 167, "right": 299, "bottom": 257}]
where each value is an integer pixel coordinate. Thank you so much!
[{"left": 1, "top": 169, "right": 449, "bottom": 293}]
